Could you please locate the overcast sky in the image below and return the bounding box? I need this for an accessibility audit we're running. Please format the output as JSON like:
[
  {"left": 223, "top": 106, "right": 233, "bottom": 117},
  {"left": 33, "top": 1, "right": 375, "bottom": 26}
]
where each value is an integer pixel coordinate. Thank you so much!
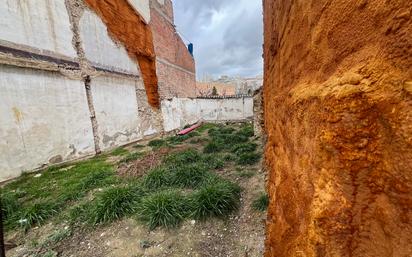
[{"left": 173, "top": 0, "right": 263, "bottom": 80}]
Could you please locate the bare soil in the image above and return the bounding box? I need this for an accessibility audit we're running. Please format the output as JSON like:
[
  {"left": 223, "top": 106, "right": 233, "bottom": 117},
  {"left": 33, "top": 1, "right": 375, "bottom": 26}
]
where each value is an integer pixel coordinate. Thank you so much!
[{"left": 7, "top": 124, "right": 266, "bottom": 257}]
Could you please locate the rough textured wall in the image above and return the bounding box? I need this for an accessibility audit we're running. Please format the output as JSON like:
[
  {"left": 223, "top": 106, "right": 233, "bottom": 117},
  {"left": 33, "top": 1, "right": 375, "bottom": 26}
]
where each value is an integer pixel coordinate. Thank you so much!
[
  {"left": 84, "top": 0, "right": 160, "bottom": 108},
  {"left": 150, "top": 0, "right": 196, "bottom": 99},
  {"left": 263, "top": 0, "right": 412, "bottom": 256}
]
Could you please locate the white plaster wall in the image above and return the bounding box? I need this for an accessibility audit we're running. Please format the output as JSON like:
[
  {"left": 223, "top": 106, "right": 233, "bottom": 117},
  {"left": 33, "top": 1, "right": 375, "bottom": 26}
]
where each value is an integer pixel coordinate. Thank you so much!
[
  {"left": 79, "top": 10, "right": 140, "bottom": 75},
  {"left": 91, "top": 76, "right": 142, "bottom": 150},
  {"left": 198, "top": 98, "right": 254, "bottom": 121},
  {"left": 161, "top": 98, "right": 198, "bottom": 132},
  {"left": 128, "top": 0, "right": 151, "bottom": 23},
  {"left": 161, "top": 97, "right": 254, "bottom": 131},
  {"left": 0, "top": 0, "right": 76, "bottom": 57},
  {"left": 0, "top": 66, "right": 95, "bottom": 181}
]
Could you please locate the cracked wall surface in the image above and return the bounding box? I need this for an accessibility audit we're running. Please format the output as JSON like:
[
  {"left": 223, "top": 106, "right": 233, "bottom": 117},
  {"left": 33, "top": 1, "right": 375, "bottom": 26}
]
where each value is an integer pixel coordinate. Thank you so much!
[
  {"left": 263, "top": 0, "right": 412, "bottom": 256},
  {"left": 0, "top": 0, "right": 166, "bottom": 181}
]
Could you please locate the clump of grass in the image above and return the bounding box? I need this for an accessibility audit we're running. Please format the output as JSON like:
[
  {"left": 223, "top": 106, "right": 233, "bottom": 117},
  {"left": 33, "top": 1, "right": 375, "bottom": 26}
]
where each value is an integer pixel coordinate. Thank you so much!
[
  {"left": 252, "top": 193, "right": 269, "bottom": 211},
  {"left": 203, "top": 141, "right": 224, "bottom": 153},
  {"left": 17, "top": 201, "right": 59, "bottom": 230},
  {"left": 133, "top": 144, "right": 145, "bottom": 149},
  {"left": 236, "top": 124, "right": 254, "bottom": 138},
  {"left": 223, "top": 154, "right": 237, "bottom": 162},
  {"left": 148, "top": 139, "right": 167, "bottom": 148},
  {"left": 197, "top": 123, "right": 218, "bottom": 133},
  {"left": 170, "top": 164, "right": 210, "bottom": 188},
  {"left": 119, "top": 152, "right": 145, "bottom": 164},
  {"left": 190, "top": 180, "right": 241, "bottom": 219},
  {"left": 231, "top": 143, "right": 258, "bottom": 155},
  {"left": 111, "top": 147, "right": 129, "bottom": 156},
  {"left": 1, "top": 191, "right": 20, "bottom": 219},
  {"left": 164, "top": 149, "right": 201, "bottom": 167},
  {"left": 201, "top": 154, "right": 224, "bottom": 169},
  {"left": 87, "top": 185, "right": 145, "bottom": 224},
  {"left": 237, "top": 152, "right": 261, "bottom": 165},
  {"left": 137, "top": 190, "right": 188, "bottom": 229},
  {"left": 142, "top": 168, "right": 171, "bottom": 189}
]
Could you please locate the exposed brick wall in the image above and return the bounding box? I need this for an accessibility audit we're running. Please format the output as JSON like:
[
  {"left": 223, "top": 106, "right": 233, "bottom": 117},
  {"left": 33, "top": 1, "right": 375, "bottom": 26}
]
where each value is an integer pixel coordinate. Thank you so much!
[
  {"left": 150, "top": 0, "right": 196, "bottom": 99},
  {"left": 157, "top": 60, "right": 196, "bottom": 98},
  {"left": 152, "top": 0, "right": 174, "bottom": 22}
]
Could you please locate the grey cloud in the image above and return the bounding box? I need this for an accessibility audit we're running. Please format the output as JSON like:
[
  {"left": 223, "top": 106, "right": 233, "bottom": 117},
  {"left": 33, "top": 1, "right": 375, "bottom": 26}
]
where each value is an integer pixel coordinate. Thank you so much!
[{"left": 173, "top": 0, "right": 263, "bottom": 79}]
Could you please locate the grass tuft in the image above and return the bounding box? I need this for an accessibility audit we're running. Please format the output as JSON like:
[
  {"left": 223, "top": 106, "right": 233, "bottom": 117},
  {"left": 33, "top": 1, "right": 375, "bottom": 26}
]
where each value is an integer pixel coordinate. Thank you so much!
[
  {"left": 110, "top": 147, "right": 129, "bottom": 156},
  {"left": 137, "top": 190, "right": 188, "bottom": 229},
  {"left": 87, "top": 185, "right": 145, "bottom": 224},
  {"left": 148, "top": 139, "right": 167, "bottom": 148},
  {"left": 142, "top": 168, "right": 171, "bottom": 189},
  {"left": 231, "top": 143, "right": 258, "bottom": 155},
  {"left": 190, "top": 180, "right": 240, "bottom": 220},
  {"left": 236, "top": 152, "right": 261, "bottom": 165},
  {"left": 252, "top": 193, "right": 269, "bottom": 211},
  {"left": 17, "top": 201, "right": 59, "bottom": 230}
]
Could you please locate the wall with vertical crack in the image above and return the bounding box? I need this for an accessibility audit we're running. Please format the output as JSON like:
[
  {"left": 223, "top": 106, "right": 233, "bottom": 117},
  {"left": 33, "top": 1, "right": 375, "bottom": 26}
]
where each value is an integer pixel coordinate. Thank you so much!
[{"left": 0, "top": 0, "right": 168, "bottom": 181}]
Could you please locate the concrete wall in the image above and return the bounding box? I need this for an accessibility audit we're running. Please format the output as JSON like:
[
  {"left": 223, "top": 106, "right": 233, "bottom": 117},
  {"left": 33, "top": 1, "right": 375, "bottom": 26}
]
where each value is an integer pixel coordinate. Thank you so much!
[
  {"left": 0, "top": 0, "right": 76, "bottom": 58},
  {"left": 79, "top": 10, "right": 140, "bottom": 75},
  {"left": 161, "top": 97, "right": 254, "bottom": 132},
  {"left": 0, "top": 66, "right": 95, "bottom": 181}
]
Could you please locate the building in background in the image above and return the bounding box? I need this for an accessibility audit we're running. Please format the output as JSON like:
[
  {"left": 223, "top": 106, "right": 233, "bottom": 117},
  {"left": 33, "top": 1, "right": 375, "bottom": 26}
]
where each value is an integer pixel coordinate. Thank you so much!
[{"left": 197, "top": 75, "right": 263, "bottom": 96}]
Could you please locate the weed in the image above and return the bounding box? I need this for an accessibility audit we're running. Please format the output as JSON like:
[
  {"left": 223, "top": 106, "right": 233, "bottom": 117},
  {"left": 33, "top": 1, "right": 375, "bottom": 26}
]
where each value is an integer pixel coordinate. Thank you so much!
[
  {"left": 197, "top": 123, "right": 218, "bottom": 133},
  {"left": 142, "top": 168, "right": 171, "bottom": 189},
  {"left": 17, "top": 201, "right": 59, "bottom": 230},
  {"left": 252, "top": 193, "right": 269, "bottom": 211},
  {"left": 148, "top": 139, "right": 167, "bottom": 148},
  {"left": 170, "top": 164, "right": 210, "bottom": 188},
  {"left": 237, "top": 152, "right": 261, "bottom": 165},
  {"left": 164, "top": 149, "right": 201, "bottom": 167},
  {"left": 236, "top": 124, "right": 254, "bottom": 138},
  {"left": 133, "top": 144, "right": 145, "bottom": 149},
  {"left": 119, "top": 152, "right": 145, "bottom": 164},
  {"left": 87, "top": 185, "right": 145, "bottom": 224},
  {"left": 201, "top": 154, "right": 224, "bottom": 169},
  {"left": 190, "top": 180, "right": 240, "bottom": 220},
  {"left": 137, "top": 190, "right": 188, "bottom": 229},
  {"left": 223, "top": 154, "right": 237, "bottom": 162},
  {"left": 203, "top": 141, "right": 224, "bottom": 153},
  {"left": 111, "top": 147, "right": 129, "bottom": 156},
  {"left": 231, "top": 143, "right": 258, "bottom": 155},
  {"left": 1, "top": 191, "right": 20, "bottom": 219}
]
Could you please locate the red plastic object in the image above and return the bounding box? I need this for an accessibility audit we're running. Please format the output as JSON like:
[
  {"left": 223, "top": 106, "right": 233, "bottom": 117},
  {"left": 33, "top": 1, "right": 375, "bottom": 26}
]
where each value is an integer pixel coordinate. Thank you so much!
[{"left": 178, "top": 123, "right": 201, "bottom": 135}]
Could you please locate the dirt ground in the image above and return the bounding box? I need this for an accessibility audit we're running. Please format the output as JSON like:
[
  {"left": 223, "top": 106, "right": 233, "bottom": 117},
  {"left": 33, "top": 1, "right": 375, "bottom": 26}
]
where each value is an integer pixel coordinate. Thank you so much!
[{"left": 7, "top": 123, "right": 266, "bottom": 257}]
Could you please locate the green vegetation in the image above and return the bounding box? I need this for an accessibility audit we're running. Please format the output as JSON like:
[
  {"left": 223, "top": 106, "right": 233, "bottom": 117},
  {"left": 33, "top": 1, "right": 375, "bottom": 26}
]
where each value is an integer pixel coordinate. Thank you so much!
[
  {"left": 86, "top": 185, "right": 145, "bottom": 224},
  {"left": 236, "top": 152, "right": 261, "bottom": 165},
  {"left": 3, "top": 157, "right": 116, "bottom": 231},
  {"left": 119, "top": 152, "right": 145, "bottom": 164},
  {"left": 148, "top": 139, "right": 167, "bottom": 148},
  {"left": 236, "top": 169, "right": 256, "bottom": 178},
  {"left": 138, "top": 190, "right": 189, "bottom": 229},
  {"left": 252, "top": 193, "right": 269, "bottom": 211},
  {"left": 111, "top": 147, "right": 129, "bottom": 156},
  {"left": 2, "top": 123, "right": 261, "bottom": 233}
]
